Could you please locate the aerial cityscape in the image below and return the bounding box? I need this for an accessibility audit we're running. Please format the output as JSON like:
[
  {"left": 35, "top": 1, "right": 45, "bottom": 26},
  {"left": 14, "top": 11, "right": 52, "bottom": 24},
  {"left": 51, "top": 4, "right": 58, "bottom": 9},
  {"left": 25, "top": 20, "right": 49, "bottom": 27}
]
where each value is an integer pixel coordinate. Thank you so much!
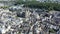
[{"left": 0, "top": 0, "right": 60, "bottom": 34}]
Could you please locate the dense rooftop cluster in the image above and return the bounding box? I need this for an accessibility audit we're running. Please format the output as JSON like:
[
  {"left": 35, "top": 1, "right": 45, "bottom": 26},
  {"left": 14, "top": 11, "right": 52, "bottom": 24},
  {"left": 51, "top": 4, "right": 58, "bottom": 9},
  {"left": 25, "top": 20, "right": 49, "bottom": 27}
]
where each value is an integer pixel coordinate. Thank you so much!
[
  {"left": 0, "top": 0, "right": 60, "bottom": 34},
  {"left": 0, "top": 6, "right": 60, "bottom": 34},
  {"left": 0, "top": 9, "right": 23, "bottom": 34}
]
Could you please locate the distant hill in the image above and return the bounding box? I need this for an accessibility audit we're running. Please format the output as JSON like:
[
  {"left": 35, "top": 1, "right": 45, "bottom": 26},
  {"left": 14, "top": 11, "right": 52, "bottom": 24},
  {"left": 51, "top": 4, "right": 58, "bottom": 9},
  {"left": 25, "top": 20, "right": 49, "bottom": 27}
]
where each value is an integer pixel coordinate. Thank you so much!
[
  {"left": 0, "top": 0, "right": 16, "bottom": 1},
  {"left": 17, "top": 0, "right": 60, "bottom": 3},
  {"left": 0, "top": 0, "right": 16, "bottom": 7}
]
